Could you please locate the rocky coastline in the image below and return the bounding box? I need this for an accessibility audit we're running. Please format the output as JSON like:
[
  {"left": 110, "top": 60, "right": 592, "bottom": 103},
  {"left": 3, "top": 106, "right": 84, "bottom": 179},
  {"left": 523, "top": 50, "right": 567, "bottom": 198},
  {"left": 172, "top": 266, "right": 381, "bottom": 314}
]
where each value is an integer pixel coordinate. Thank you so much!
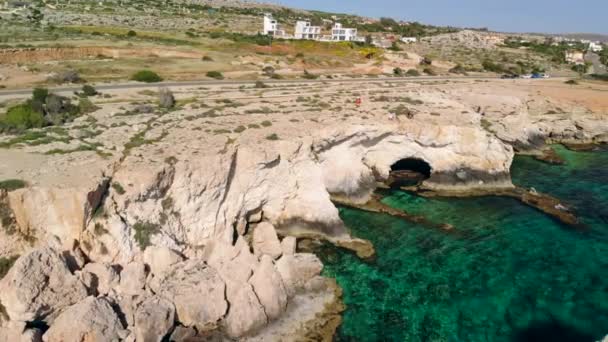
[{"left": 1, "top": 80, "right": 607, "bottom": 340}]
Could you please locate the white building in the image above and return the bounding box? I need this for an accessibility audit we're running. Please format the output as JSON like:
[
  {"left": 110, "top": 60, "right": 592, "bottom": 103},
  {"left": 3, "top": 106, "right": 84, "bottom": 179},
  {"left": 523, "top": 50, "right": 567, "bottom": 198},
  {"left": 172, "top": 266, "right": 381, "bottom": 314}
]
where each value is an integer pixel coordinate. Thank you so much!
[
  {"left": 400, "top": 37, "right": 417, "bottom": 44},
  {"left": 263, "top": 13, "right": 285, "bottom": 37},
  {"left": 294, "top": 20, "right": 321, "bottom": 40},
  {"left": 331, "top": 23, "right": 359, "bottom": 42},
  {"left": 565, "top": 50, "right": 585, "bottom": 65},
  {"left": 589, "top": 42, "right": 603, "bottom": 52}
]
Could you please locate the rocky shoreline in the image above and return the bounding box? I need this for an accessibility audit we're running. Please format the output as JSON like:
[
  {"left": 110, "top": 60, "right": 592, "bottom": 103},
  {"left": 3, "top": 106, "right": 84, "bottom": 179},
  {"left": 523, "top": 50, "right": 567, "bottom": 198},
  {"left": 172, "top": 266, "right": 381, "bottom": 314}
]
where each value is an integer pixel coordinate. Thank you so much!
[{"left": 1, "top": 79, "right": 607, "bottom": 340}]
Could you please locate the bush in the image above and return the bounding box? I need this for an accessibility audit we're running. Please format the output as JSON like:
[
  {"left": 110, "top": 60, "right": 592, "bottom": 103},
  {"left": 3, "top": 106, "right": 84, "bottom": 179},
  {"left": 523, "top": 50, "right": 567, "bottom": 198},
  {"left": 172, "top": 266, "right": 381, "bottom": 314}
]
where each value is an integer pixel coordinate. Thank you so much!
[
  {"left": 565, "top": 79, "right": 578, "bottom": 85},
  {"left": 571, "top": 63, "right": 590, "bottom": 75},
  {"left": 295, "top": 52, "right": 304, "bottom": 58},
  {"left": 1, "top": 103, "right": 45, "bottom": 130},
  {"left": 262, "top": 66, "right": 275, "bottom": 77},
  {"left": 206, "top": 71, "right": 224, "bottom": 80},
  {"left": 266, "top": 133, "right": 279, "bottom": 141},
  {"left": 202, "top": 55, "right": 213, "bottom": 61},
  {"left": 482, "top": 59, "right": 507, "bottom": 73},
  {"left": 50, "top": 70, "right": 82, "bottom": 84},
  {"left": 393, "top": 67, "right": 404, "bottom": 76},
  {"left": 131, "top": 70, "right": 163, "bottom": 83},
  {"left": 423, "top": 67, "right": 436, "bottom": 76},
  {"left": 81, "top": 84, "right": 98, "bottom": 97},
  {"left": 78, "top": 98, "right": 99, "bottom": 114},
  {"left": 133, "top": 221, "right": 160, "bottom": 249},
  {"left": 302, "top": 70, "right": 318, "bottom": 79},
  {"left": 420, "top": 56, "right": 432, "bottom": 66},
  {"left": 0, "top": 179, "right": 26, "bottom": 191},
  {"left": 112, "top": 182, "right": 126, "bottom": 195},
  {"left": 449, "top": 64, "right": 467, "bottom": 75},
  {"left": 255, "top": 80, "right": 268, "bottom": 88},
  {"left": 405, "top": 69, "right": 420, "bottom": 77},
  {"left": 127, "top": 30, "right": 137, "bottom": 37},
  {"left": 32, "top": 87, "right": 48, "bottom": 103},
  {"left": 158, "top": 88, "right": 175, "bottom": 108},
  {"left": 590, "top": 74, "right": 608, "bottom": 82},
  {"left": 388, "top": 42, "right": 402, "bottom": 51}
]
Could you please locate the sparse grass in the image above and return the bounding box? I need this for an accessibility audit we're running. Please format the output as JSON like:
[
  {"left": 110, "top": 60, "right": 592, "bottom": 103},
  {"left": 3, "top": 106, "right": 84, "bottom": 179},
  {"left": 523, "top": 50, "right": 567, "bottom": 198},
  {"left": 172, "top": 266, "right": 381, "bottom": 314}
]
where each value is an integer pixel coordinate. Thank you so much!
[
  {"left": 0, "top": 179, "right": 26, "bottom": 192},
  {"left": 247, "top": 123, "right": 261, "bottom": 129},
  {"left": 112, "top": 182, "right": 126, "bottom": 195},
  {"left": 261, "top": 120, "right": 272, "bottom": 127},
  {"left": 266, "top": 133, "right": 279, "bottom": 141},
  {"left": 133, "top": 221, "right": 160, "bottom": 249},
  {"left": 233, "top": 125, "right": 247, "bottom": 133}
]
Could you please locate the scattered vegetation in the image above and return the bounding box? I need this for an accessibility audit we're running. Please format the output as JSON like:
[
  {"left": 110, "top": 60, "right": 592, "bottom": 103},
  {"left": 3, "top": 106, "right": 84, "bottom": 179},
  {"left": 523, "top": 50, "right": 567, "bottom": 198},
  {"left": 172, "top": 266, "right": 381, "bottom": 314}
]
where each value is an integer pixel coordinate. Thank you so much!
[
  {"left": 131, "top": 70, "right": 163, "bottom": 83},
  {"left": 302, "top": 70, "right": 319, "bottom": 79},
  {"left": 111, "top": 182, "right": 126, "bottom": 195},
  {"left": 405, "top": 69, "right": 421, "bottom": 77},
  {"left": 393, "top": 67, "right": 404, "bottom": 76},
  {"left": 94, "top": 222, "right": 109, "bottom": 236},
  {"left": 0, "top": 179, "right": 27, "bottom": 192},
  {"left": 81, "top": 84, "right": 98, "bottom": 97},
  {"left": 133, "top": 221, "right": 160, "bottom": 249},
  {"left": 206, "top": 71, "right": 224, "bottom": 80},
  {"left": 261, "top": 120, "right": 272, "bottom": 127},
  {"left": 202, "top": 56, "right": 214, "bottom": 62},
  {"left": 265, "top": 133, "right": 279, "bottom": 141},
  {"left": 255, "top": 81, "right": 269, "bottom": 88},
  {"left": 565, "top": 79, "right": 579, "bottom": 85}
]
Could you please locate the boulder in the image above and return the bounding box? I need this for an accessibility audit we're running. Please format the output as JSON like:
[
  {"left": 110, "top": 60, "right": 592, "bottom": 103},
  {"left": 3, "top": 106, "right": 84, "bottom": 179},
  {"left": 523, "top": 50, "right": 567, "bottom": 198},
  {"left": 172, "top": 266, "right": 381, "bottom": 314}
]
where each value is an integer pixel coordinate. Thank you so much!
[
  {"left": 43, "top": 297, "right": 127, "bottom": 342},
  {"left": 134, "top": 296, "right": 175, "bottom": 342},
  {"left": 81, "top": 262, "right": 119, "bottom": 296},
  {"left": 204, "top": 237, "right": 258, "bottom": 284},
  {"left": 143, "top": 246, "right": 183, "bottom": 277},
  {"left": 252, "top": 222, "right": 282, "bottom": 259},
  {"left": 0, "top": 247, "right": 88, "bottom": 322},
  {"left": 275, "top": 253, "right": 323, "bottom": 297},
  {"left": 280, "top": 236, "right": 297, "bottom": 255},
  {"left": 119, "top": 261, "right": 147, "bottom": 296},
  {"left": 222, "top": 281, "right": 267, "bottom": 338},
  {"left": 149, "top": 260, "right": 227, "bottom": 332},
  {"left": 249, "top": 255, "right": 287, "bottom": 320}
]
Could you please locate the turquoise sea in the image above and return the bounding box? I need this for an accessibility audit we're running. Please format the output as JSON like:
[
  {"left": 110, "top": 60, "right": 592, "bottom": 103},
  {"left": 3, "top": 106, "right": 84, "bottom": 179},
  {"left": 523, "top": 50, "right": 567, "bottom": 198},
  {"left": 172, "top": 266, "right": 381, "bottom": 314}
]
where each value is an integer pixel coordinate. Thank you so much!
[{"left": 321, "top": 145, "right": 608, "bottom": 342}]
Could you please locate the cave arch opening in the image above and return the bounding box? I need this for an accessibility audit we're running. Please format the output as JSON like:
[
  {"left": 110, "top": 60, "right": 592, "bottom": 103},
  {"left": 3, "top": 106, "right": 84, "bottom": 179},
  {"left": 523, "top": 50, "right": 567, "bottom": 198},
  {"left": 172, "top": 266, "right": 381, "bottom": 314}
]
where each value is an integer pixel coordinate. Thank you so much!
[{"left": 388, "top": 158, "right": 432, "bottom": 187}]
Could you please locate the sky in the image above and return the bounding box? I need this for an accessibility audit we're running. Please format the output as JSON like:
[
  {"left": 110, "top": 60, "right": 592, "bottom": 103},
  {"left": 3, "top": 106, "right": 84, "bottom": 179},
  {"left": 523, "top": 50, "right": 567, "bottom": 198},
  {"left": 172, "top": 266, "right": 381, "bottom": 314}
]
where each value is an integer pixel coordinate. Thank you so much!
[{"left": 272, "top": 0, "right": 608, "bottom": 34}]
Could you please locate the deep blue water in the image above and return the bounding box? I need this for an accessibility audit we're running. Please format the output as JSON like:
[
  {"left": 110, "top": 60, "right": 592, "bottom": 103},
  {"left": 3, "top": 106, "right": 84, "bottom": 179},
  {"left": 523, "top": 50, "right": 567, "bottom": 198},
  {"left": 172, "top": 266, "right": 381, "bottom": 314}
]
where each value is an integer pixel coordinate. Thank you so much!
[{"left": 320, "top": 145, "right": 608, "bottom": 342}]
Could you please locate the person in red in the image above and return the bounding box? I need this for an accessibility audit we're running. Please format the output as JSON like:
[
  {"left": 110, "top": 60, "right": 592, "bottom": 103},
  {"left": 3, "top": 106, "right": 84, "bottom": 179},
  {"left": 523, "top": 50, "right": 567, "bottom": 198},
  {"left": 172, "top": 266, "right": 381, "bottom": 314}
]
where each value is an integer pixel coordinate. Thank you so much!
[{"left": 355, "top": 97, "right": 362, "bottom": 107}]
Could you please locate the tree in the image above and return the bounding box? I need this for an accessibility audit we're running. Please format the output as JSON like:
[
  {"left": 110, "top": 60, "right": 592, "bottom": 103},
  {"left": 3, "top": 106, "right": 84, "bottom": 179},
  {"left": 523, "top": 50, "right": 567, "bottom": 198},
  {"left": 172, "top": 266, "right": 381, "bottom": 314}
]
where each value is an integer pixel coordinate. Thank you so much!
[{"left": 131, "top": 70, "right": 163, "bottom": 83}]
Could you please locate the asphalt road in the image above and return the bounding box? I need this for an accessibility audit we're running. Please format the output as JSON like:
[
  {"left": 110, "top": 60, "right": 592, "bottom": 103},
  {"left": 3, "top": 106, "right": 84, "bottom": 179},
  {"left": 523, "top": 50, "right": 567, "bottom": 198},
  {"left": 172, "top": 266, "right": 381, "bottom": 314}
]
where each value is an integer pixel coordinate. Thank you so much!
[{"left": 0, "top": 75, "right": 566, "bottom": 97}]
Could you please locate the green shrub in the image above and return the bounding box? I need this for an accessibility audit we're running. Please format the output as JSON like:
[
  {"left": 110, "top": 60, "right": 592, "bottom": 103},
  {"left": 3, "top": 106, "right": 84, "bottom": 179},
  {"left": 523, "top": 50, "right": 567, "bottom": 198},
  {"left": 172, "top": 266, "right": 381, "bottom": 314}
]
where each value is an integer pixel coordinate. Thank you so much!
[
  {"left": 295, "top": 52, "right": 304, "bottom": 58},
  {"left": 127, "top": 30, "right": 137, "bottom": 37},
  {"left": 482, "top": 59, "right": 507, "bottom": 73},
  {"left": 1, "top": 103, "right": 45, "bottom": 130},
  {"left": 405, "top": 69, "right": 420, "bottom": 77},
  {"left": 202, "top": 55, "right": 213, "bottom": 61},
  {"left": 261, "top": 120, "right": 272, "bottom": 127},
  {"left": 565, "top": 79, "right": 578, "bottom": 85},
  {"left": 266, "top": 133, "right": 279, "bottom": 140},
  {"left": 0, "top": 179, "right": 26, "bottom": 191},
  {"left": 78, "top": 98, "right": 99, "bottom": 114},
  {"left": 393, "top": 67, "right": 404, "bottom": 76},
  {"left": 388, "top": 42, "right": 402, "bottom": 51},
  {"left": 449, "top": 64, "right": 467, "bottom": 74},
  {"left": 420, "top": 56, "right": 432, "bottom": 65},
  {"left": 590, "top": 74, "right": 608, "bottom": 82},
  {"left": 133, "top": 221, "right": 160, "bottom": 249},
  {"left": 81, "top": 84, "right": 98, "bottom": 96},
  {"left": 206, "top": 71, "right": 224, "bottom": 80},
  {"left": 32, "top": 87, "right": 48, "bottom": 103},
  {"left": 112, "top": 182, "right": 126, "bottom": 195},
  {"left": 233, "top": 125, "right": 246, "bottom": 133},
  {"left": 131, "top": 70, "right": 163, "bottom": 83}
]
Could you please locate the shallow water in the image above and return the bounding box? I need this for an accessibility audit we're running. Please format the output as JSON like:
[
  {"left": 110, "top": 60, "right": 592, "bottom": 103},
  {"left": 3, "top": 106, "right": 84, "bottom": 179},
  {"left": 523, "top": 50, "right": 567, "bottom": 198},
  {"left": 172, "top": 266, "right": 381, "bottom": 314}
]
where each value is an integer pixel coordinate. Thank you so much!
[{"left": 320, "top": 145, "right": 608, "bottom": 342}]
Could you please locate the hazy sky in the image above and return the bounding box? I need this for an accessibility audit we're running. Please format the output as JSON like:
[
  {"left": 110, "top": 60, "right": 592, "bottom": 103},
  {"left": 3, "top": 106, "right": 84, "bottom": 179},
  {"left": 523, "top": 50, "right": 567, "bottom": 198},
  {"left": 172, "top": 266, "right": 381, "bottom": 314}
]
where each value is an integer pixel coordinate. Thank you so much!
[{"left": 272, "top": 0, "right": 608, "bottom": 34}]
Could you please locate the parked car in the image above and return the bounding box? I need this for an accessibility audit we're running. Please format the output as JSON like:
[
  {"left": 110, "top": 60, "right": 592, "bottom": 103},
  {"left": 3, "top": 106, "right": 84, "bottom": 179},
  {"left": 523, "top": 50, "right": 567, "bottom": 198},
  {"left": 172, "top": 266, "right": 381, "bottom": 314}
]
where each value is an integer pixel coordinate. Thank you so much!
[
  {"left": 521, "top": 74, "right": 533, "bottom": 79},
  {"left": 501, "top": 74, "right": 519, "bottom": 79},
  {"left": 531, "top": 73, "right": 542, "bottom": 79}
]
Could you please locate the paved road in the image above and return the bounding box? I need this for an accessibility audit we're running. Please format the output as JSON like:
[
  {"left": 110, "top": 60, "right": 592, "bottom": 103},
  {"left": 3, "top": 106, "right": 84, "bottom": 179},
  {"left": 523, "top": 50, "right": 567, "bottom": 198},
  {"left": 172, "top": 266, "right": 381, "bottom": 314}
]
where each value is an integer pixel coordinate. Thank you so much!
[{"left": 0, "top": 75, "right": 567, "bottom": 97}]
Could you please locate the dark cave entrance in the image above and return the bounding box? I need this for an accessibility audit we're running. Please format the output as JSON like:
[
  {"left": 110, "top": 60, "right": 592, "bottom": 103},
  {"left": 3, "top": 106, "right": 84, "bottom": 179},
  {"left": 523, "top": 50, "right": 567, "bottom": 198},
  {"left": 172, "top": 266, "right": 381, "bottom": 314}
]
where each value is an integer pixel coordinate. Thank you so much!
[{"left": 388, "top": 158, "right": 432, "bottom": 188}]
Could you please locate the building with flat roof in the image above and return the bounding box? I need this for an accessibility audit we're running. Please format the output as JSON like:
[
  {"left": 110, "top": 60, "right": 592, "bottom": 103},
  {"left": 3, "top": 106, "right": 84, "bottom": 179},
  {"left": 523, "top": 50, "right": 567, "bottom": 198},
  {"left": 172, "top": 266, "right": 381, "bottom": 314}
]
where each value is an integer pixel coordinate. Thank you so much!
[
  {"left": 294, "top": 20, "right": 321, "bottom": 40},
  {"left": 331, "top": 23, "right": 360, "bottom": 42}
]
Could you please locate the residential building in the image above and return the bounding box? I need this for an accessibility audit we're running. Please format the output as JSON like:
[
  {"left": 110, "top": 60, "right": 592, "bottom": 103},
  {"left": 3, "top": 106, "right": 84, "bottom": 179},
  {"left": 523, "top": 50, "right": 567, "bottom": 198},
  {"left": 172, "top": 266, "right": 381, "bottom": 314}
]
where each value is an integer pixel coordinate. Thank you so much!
[
  {"left": 589, "top": 42, "right": 603, "bottom": 52},
  {"left": 331, "top": 23, "right": 359, "bottom": 42},
  {"left": 294, "top": 20, "right": 321, "bottom": 40},
  {"left": 262, "top": 13, "right": 285, "bottom": 37},
  {"left": 400, "top": 37, "right": 417, "bottom": 44},
  {"left": 565, "top": 50, "right": 585, "bottom": 65}
]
